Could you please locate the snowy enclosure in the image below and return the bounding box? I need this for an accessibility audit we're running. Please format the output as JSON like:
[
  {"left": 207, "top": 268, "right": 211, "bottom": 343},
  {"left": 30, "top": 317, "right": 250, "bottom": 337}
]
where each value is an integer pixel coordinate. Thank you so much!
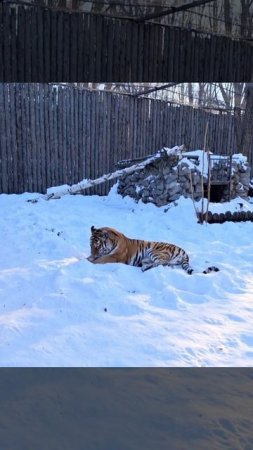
[{"left": 1, "top": 186, "right": 253, "bottom": 367}]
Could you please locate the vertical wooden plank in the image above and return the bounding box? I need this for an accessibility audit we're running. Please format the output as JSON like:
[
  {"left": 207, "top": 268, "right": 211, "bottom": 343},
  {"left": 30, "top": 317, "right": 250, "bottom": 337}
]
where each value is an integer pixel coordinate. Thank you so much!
[
  {"left": 37, "top": 7, "right": 44, "bottom": 82},
  {"left": 119, "top": 19, "right": 125, "bottom": 82},
  {"left": 70, "top": 12, "right": 78, "bottom": 82},
  {"left": 63, "top": 12, "right": 70, "bottom": 81},
  {"left": 147, "top": 24, "right": 155, "bottom": 82},
  {"left": 162, "top": 26, "right": 168, "bottom": 82},
  {"left": 187, "top": 29, "right": 193, "bottom": 82},
  {"left": 209, "top": 34, "right": 216, "bottom": 82},
  {"left": 53, "top": 86, "right": 59, "bottom": 186},
  {"left": 77, "top": 87, "right": 83, "bottom": 183},
  {"left": 142, "top": 98, "right": 147, "bottom": 154},
  {"left": 142, "top": 24, "right": 149, "bottom": 82},
  {"left": 77, "top": 13, "right": 84, "bottom": 82},
  {"left": 125, "top": 93, "right": 130, "bottom": 161},
  {"left": 70, "top": 86, "right": 75, "bottom": 183},
  {"left": 112, "top": 92, "right": 119, "bottom": 169},
  {"left": 102, "top": 92, "right": 107, "bottom": 195},
  {"left": 105, "top": 91, "right": 111, "bottom": 194},
  {"left": 51, "top": 10, "right": 58, "bottom": 82},
  {"left": 167, "top": 28, "right": 175, "bottom": 81},
  {"left": 30, "top": 7, "right": 37, "bottom": 82},
  {"left": 83, "top": 14, "right": 89, "bottom": 81},
  {"left": 88, "top": 14, "right": 96, "bottom": 81},
  {"left": 62, "top": 86, "right": 68, "bottom": 185},
  {"left": 124, "top": 21, "right": 131, "bottom": 81},
  {"left": 10, "top": 7, "right": 17, "bottom": 81},
  {"left": 24, "top": 7, "right": 32, "bottom": 81},
  {"left": 57, "top": 86, "right": 63, "bottom": 185},
  {"left": 97, "top": 92, "right": 103, "bottom": 194},
  {"left": 16, "top": 6, "right": 25, "bottom": 81},
  {"left": 3, "top": 4, "right": 11, "bottom": 81},
  {"left": 43, "top": 84, "right": 50, "bottom": 189},
  {"left": 8, "top": 84, "right": 18, "bottom": 192},
  {"left": 0, "top": 84, "right": 7, "bottom": 192},
  {"left": 85, "top": 90, "right": 91, "bottom": 182},
  {"left": 50, "top": 12, "right": 57, "bottom": 82},
  {"left": 174, "top": 28, "right": 181, "bottom": 81},
  {"left": 156, "top": 25, "right": 163, "bottom": 81},
  {"left": 0, "top": 4, "right": 4, "bottom": 81},
  {"left": 64, "top": 86, "right": 70, "bottom": 184},
  {"left": 131, "top": 22, "right": 138, "bottom": 82},
  {"left": 23, "top": 83, "right": 33, "bottom": 191},
  {"left": 193, "top": 32, "right": 199, "bottom": 81},
  {"left": 43, "top": 9, "right": 50, "bottom": 82},
  {"left": 136, "top": 96, "right": 141, "bottom": 157},
  {"left": 57, "top": 11, "right": 64, "bottom": 81},
  {"left": 53, "top": 86, "right": 59, "bottom": 185},
  {"left": 137, "top": 23, "right": 144, "bottom": 82},
  {"left": 44, "top": 84, "right": 50, "bottom": 191},
  {"left": 28, "top": 84, "right": 37, "bottom": 192},
  {"left": 128, "top": 91, "right": 134, "bottom": 161},
  {"left": 15, "top": 84, "right": 23, "bottom": 192},
  {"left": 132, "top": 97, "right": 138, "bottom": 159},
  {"left": 34, "top": 84, "right": 42, "bottom": 192},
  {"left": 94, "top": 15, "right": 103, "bottom": 82},
  {"left": 20, "top": 84, "right": 29, "bottom": 191},
  {"left": 74, "top": 87, "right": 79, "bottom": 183},
  {"left": 202, "top": 35, "right": 208, "bottom": 82},
  {"left": 118, "top": 94, "right": 123, "bottom": 168},
  {"left": 225, "top": 39, "right": 233, "bottom": 81},
  {"left": 111, "top": 21, "right": 119, "bottom": 81},
  {"left": 106, "top": 17, "right": 114, "bottom": 82},
  {"left": 90, "top": 91, "right": 96, "bottom": 182},
  {"left": 235, "top": 41, "right": 240, "bottom": 82},
  {"left": 81, "top": 88, "right": 87, "bottom": 186},
  {"left": 178, "top": 29, "right": 185, "bottom": 82},
  {"left": 34, "top": 85, "right": 40, "bottom": 191},
  {"left": 3, "top": 84, "right": 12, "bottom": 193}
]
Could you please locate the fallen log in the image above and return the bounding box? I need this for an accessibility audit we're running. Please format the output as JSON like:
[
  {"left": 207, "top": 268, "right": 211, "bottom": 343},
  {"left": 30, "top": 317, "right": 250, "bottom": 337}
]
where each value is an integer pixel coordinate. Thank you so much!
[{"left": 44, "top": 146, "right": 183, "bottom": 200}]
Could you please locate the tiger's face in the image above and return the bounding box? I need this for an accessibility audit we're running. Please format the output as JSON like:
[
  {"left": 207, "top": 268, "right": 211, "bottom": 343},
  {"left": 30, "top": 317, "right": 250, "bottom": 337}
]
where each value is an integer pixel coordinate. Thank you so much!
[{"left": 89, "top": 226, "right": 115, "bottom": 260}]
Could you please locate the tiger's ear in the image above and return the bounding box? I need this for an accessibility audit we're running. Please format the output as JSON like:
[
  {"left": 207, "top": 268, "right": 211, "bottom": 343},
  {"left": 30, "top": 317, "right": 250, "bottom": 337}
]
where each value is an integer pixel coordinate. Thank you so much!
[{"left": 91, "top": 226, "right": 96, "bottom": 233}]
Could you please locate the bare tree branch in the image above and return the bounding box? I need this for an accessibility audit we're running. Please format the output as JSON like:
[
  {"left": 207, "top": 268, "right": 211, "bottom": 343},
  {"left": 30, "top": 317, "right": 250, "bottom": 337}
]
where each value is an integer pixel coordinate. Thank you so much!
[{"left": 135, "top": 0, "right": 217, "bottom": 23}]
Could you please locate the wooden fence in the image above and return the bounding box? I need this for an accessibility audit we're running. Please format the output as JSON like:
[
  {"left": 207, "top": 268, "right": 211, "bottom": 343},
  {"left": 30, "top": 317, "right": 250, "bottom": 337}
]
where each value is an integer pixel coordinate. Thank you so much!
[
  {"left": 0, "top": 2, "right": 252, "bottom": 82},
  {"left": 0, "top": 83, "right": 244, "bottom": 195}
]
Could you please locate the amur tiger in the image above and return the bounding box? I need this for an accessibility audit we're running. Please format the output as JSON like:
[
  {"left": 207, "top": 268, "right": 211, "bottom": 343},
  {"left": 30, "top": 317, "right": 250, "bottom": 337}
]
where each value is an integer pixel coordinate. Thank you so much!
[{"left": 87, "top": 226, "right": 219, "bottom": 275}]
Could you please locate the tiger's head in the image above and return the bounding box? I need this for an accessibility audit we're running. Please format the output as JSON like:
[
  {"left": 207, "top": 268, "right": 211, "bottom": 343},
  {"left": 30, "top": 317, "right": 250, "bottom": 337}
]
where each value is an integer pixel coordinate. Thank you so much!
[{"left": 89, "top": 226, "right": 117, "bottom": 260}]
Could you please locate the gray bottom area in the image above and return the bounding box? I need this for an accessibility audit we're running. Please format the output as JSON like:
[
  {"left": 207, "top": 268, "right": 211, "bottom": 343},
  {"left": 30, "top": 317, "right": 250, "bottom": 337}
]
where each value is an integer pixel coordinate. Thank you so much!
[{"left": 0, "top": 368, "right": 252, "bottom": 450}]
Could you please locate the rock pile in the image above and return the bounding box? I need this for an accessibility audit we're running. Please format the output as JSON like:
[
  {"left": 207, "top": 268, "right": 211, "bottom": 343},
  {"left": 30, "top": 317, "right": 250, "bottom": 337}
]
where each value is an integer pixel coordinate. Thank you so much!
[{"left": 117, "top": 149, "right": 250, "bottom": 206}]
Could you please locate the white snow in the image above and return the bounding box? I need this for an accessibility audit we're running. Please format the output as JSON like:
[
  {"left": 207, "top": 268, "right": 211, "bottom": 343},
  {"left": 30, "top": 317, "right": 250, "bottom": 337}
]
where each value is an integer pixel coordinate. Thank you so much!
[
  {"left": 181, "top": 150, "right": 210, "bottom": 176},
  {"left": 1, "top": 186, "right": 253, "bottom": 367}
]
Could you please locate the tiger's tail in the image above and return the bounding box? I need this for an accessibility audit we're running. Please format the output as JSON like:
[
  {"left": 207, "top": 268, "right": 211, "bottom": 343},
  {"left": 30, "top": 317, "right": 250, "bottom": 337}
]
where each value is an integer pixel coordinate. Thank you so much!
[
  {"left": 181, "top": 256, "right": 219, "bottom": 275},
  {"left": 203, "top": 266, "right": 219, "bottom": 274}
]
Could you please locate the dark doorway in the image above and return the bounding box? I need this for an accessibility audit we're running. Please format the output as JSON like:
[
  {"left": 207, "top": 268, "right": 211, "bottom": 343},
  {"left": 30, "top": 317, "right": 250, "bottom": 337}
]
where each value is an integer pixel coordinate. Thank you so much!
[{"left": 204, "top": 184, "right": 228, "bottom": 202}]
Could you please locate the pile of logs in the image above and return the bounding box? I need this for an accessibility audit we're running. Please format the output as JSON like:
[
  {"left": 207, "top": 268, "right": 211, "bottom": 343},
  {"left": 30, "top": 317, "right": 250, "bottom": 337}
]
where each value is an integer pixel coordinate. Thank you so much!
[{"left": 199, "top": 210, "right": 253, "bottom": 224}]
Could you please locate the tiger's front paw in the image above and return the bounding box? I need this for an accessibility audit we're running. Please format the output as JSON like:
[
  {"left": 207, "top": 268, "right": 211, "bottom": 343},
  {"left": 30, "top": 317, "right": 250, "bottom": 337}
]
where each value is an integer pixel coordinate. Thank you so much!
[{"left": 87, "top": 255, "right": 95, "bottom": 262}]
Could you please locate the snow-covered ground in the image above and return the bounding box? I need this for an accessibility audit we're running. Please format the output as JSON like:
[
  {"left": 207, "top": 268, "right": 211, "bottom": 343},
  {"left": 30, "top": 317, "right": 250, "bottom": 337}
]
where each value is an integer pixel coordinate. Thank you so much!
[{"left": 1, "top": 186, "right": 253, "bottom": 367}]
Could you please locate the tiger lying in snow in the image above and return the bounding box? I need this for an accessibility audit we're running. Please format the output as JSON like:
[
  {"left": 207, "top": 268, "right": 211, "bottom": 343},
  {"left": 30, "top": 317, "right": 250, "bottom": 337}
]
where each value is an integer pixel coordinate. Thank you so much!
[{"left": 87, "top": 226, "right": 219, "bottom": 275}]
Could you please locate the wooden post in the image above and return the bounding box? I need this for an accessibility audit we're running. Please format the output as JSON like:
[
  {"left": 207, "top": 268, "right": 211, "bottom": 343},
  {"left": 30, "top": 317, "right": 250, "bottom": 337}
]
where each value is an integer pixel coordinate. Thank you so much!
[{"left": 201, "top": 121, "right": 209, "bottom": 222}]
